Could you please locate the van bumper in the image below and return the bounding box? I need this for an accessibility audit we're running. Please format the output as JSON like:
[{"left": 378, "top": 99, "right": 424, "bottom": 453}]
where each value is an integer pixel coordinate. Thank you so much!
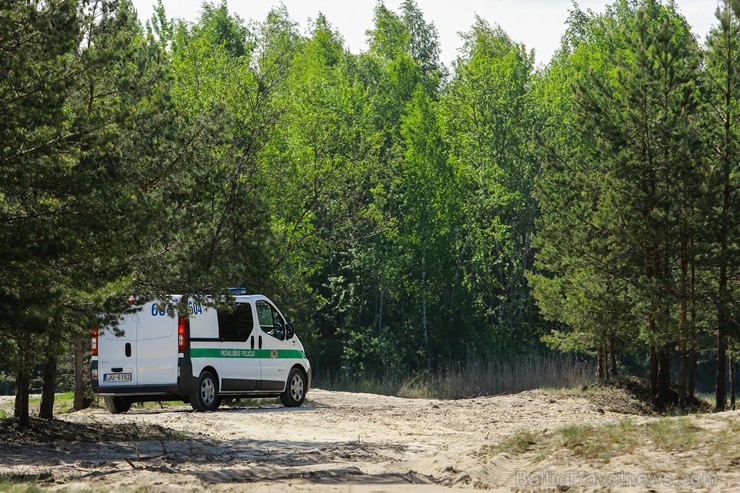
[
  {"left": 178, "top": 356, "right": 197, "bottom": 396},
  {"left": 90, "top": 357, "right": 197, "bottom": 398}
]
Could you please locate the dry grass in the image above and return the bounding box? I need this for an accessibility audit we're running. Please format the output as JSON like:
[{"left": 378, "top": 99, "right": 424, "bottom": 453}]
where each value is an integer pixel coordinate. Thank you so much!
[
  {"left": 317, "top": 354, "right": 596, "bottom": 399},
  {"left": 494, "top": 430, "right": 539, "bottom": 454},
  {"left": 555, "top": 419, "right": 641, "bottom": 462},
  {"left": 0, "top": 477, "right": 46, "bottom": 493},
  {"left": 647, "top": 417, "right": 698, "bottom": 452},
  {"left": 484, "top": 413, "right": 740, "bottom": 468}
]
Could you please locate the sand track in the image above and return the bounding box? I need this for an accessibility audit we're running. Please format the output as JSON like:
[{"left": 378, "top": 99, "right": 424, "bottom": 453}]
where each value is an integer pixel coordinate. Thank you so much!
[{"left": 0, "top": 389, "right": 737, "bottom": 492}]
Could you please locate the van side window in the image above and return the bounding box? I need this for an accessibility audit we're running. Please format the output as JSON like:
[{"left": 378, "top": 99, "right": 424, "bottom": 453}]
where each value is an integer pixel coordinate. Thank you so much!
[
  {"left": 256, "top": 300, "right": 285, "bottom": 340},
  {"left": 217, "top": 303, "right": 254, "bottom": 341}
]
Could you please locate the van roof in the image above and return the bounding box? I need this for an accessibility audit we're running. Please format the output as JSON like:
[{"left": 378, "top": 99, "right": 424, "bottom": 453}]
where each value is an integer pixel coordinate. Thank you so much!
[
  {"left": 233, "top": 295, "right": 266, "bottom": 302},
  {"left": 169, "top": 294, "right": 267, "bottom": 301}
]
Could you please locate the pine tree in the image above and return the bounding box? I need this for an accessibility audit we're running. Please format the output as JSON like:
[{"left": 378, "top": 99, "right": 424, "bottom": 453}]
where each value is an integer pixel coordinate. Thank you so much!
[
  {"left": 1, "top": 0, "right": 81, "bottom": 427},
  {"left": 703, "top": 0, "right": 740, "bottom": 411},
  {"left": 532, "top": 0, "right": 705, "bottom": 408}
]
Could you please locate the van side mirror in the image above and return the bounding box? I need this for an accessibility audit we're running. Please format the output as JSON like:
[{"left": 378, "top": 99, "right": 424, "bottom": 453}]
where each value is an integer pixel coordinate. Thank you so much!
[{"left": 286, "top": 322, "right": 294, "bottom": 340}]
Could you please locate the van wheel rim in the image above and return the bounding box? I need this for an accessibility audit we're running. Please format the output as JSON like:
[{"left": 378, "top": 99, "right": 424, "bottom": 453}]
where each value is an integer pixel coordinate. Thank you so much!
[
  {"left": 201, "top": 378, "right": 215, "bottom": 405},
  {"left": 290, "top": 374, "right": 304, "bottom": 401}
]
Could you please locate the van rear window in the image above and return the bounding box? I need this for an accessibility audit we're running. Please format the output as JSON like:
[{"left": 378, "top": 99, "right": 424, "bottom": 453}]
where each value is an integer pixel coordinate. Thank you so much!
[{"left": 217, "top": 303, "right": 254, "bottom": 341}]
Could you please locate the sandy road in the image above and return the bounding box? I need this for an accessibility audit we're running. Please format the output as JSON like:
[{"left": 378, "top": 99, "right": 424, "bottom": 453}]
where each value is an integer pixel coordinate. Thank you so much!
[
  {"left": 3, "top": 388, "right": 739, "bottom": 492},
  {"left": 0, "top": 388, "right": 643, "bottom": 492}
]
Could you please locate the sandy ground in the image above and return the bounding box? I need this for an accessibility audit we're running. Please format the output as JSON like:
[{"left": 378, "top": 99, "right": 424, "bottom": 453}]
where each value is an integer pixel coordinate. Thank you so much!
[{"left": 0, "top": 389, "right": 738, "bottom": 492}]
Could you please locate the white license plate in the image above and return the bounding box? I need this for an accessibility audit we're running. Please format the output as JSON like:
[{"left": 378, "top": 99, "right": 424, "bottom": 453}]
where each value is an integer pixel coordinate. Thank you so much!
[{"left": 103, "top": 373, "right": 132, "bottom": 382}]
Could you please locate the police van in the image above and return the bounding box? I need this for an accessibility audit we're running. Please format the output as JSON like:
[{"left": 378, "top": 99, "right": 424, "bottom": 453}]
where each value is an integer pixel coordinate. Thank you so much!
[{"left": 91, "top": 293, "right": 310, "bottom": 413}]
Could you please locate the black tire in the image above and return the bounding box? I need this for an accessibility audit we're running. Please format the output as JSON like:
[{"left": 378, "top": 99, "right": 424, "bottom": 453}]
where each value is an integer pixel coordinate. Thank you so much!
[
  {"left": 104, "top": 396, "right": 132, "bottom": 414},
  {"left": 191, "top": 370, "right": 219, "bottom": 412},
  {"left": 280, "top": 368, "right": 307, "bottom": 407}
]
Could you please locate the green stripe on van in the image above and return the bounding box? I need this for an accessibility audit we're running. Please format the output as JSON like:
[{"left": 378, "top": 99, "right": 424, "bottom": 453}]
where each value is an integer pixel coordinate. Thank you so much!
[{"left": 190, "top": 348, "right": 306, "bottom": 359}]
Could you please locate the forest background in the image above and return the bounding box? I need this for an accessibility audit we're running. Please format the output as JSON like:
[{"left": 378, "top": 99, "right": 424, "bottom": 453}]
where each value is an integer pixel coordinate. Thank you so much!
[{"left": 1, "top": 0, "right": 737, "bottom": 427}]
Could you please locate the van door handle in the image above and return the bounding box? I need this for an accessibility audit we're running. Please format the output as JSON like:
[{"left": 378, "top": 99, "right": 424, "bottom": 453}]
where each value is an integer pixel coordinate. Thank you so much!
[
  {"left": 125, "top": 343, "right": 131, "bottom": 357},
  {"left": 250, "top": 336, "right": 254, "bottom": 350},
  {"left": 259, "top": 336, "right": 262, "bottom": 350}
]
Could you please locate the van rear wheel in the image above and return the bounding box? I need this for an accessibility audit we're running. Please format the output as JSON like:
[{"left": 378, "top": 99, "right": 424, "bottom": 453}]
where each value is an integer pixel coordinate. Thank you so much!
[
  {"left": 280, "top": 368, "right": 306, "bottom": 407},
  {"left": 104, "top": 396, "right": 132, "bottom": 414},
  {"left": 191, "top": 370, "right": 219, "bottom": 412}
]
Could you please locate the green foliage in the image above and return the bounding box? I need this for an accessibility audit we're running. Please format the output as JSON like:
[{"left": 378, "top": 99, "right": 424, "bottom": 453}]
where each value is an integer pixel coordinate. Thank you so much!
[
  {"left": 704, "top": 3, "right": 740, "bottom": 330},
  {"left": 444, "top": 18, "right": 543, "bottom": 355},
  {"left": 1, "top": 0, "right": 735, "bottom": 421},
  {"left": 529, "top": 0, "right": 730, "bottom": 409}
]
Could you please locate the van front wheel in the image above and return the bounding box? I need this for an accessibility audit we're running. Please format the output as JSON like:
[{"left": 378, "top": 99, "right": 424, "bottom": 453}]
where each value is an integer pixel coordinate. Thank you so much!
[
  {"left": 191, "top": 371, "right": 219, "bottom": 412},
  {"left": 280, "top": 368, "right": 306, "bottom": 407},
  {"left": 104, "top": 396, "right": 132, "bottom": 414}
]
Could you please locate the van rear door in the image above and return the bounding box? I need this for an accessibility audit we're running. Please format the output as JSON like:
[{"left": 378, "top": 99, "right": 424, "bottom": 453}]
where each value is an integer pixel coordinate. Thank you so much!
[
  {"left": 97, "top": 311, "right": 139, "bottom": 387},
  {"left": 136, "top": 301, "right": 178, "bottom": 385}
]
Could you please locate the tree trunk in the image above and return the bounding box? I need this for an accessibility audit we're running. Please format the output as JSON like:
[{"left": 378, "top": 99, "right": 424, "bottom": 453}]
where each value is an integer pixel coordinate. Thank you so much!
[
  {"left": 688, "top": 346, "right": 697, "bottom": 399},
  {"left": 609, "top": 337, "right": 618, "bottom": 378},
  {"left": 14, "top": 334, "right": 32, "bottom": 428},
  {"left": 677, "top": 239, "right": 689, "bottom": 410},
  {"left": 730, "top": 353, "right": 736, "bottom": 411},
  {"left": 39, "top": 353, "right": 57, "bottom": 420},
  {"left": 688, "top": 251, "right": 696, "bottom": 399},
  {"left": 715, "top": 13, "right": 733, "bottom": 412},
  {"left": 717, "top": 333, "right": 727, "bottom": 411},
  {"left": 377, "top": 271, "right": 384, "bottom": 338},
  {"left": 650, "top": 344, "right": 659, "bottom": 399},
  {"left": 421, "top": 247, "right": 429, "bottom": 365},
  {"left": 657, "top": 343, "right": 672, "bottom": 410},
  {"left": 73, "top": 337, "right": 88, "bottom": 411},
  {"left": 597, "top": 345, "right": 605, "bottom": 381},
  {"left": 677, "top": 336, "right": 688, "bottom": 411},
  {"left": 14, "top": 367, "right": 29, "bottom": 421}
]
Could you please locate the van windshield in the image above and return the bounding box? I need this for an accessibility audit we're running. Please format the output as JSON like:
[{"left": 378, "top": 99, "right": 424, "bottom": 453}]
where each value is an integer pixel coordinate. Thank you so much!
[{"left": 256, "top": 300, "right": 285, "bottom": 340}]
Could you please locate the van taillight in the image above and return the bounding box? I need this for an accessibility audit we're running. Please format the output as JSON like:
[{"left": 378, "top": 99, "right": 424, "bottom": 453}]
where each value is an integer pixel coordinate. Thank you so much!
[
  {"left": 91, "top": 328, "right": 98, "bottom": 356},
  {"left": 177, "top": 316, "right": 187, "bottom": 353}
]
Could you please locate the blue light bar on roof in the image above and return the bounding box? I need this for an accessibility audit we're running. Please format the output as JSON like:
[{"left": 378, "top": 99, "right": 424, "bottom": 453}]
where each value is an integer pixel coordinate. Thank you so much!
[{"left": 227, "top": 287, "right": 247, "bottom": 295}]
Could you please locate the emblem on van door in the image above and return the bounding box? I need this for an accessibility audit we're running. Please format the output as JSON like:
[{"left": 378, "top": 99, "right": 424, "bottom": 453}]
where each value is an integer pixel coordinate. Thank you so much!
[{"left": 271, "top": 349, "right": 278, "bottom": 358}]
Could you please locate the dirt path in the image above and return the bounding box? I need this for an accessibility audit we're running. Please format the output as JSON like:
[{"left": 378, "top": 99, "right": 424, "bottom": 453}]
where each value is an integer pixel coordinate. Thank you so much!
[{"left": 0, "top": 389, "right": 737, "bottom": 492}]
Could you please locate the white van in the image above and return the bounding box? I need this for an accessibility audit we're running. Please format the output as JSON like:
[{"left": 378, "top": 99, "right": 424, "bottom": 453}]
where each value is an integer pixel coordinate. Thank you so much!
[{"left": 91, "top": 294, "right": 311, "bottom": 413}]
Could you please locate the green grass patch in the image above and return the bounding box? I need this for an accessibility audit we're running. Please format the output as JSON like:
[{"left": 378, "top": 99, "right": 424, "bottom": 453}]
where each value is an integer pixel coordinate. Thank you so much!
[
  {"left": 496, "top": 430, "right": 539, "bottom": 454},
  {"left": 0, "top": 482, "right": 44, "bottom": 493},
  {"left": 0, "top": 472, "right": 51, "bottom": 493},
  {"left": 3, "top": 392, "right": 81, "bottom": 416},
  {"left": 54, "top": 392, "right": 75, "bottom": 414},
  {"left": 695, "top": 392, "right": 714, "bottom": 406},
  {"left": 647, "top": 417, "right": 698, "bottom": 452},
  {"left": 397, "top": 374, "right": 436, "bottom": 399},
  {"left": 483, "top": 415, "right": 731, "bottom": 466},
  {"left": 556, "top": 420, "right": 639, "bottom": 462}
]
